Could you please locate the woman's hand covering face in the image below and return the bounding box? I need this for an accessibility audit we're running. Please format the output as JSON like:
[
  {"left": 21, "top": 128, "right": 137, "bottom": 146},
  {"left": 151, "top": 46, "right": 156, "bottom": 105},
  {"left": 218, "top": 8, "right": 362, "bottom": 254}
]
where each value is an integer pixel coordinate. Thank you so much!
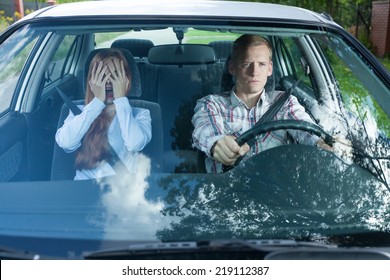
[
  {"left": 89, "top": 61, "right": 110, "bottom": 102},
  {"left": 106, "top": 58, "right": 130, "bottom": 100}
]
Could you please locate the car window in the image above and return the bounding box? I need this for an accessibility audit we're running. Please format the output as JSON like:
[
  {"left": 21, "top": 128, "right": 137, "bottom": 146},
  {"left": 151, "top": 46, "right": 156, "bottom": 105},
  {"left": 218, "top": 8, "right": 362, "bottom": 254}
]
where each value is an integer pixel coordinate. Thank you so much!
[
  {"left": 280, "top": 37, "right": 313, "bottom": 89},
  {"left": 44, "top": 35, "right": 79, "bottom": 88},
  {"left": 3, "top": 24, "right": 390, "bottom": 180},
  {"left": 317, "top": 37, "right": 390, "bottom": 138},
  {"left": 0, "top": 26, "right": 38, "bottom": 113}
]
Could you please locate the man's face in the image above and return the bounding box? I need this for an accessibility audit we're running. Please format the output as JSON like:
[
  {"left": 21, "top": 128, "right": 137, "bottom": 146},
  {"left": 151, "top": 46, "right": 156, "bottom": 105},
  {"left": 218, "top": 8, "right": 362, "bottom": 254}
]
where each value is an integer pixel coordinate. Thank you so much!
[{"left": 229, "top": 44, "right": 273, "bottom": 96}]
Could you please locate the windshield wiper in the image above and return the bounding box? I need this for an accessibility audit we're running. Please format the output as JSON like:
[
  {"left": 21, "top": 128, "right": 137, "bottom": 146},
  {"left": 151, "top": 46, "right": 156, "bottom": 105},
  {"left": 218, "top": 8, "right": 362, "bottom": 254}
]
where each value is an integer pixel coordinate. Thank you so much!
[
  {"left": 345, "top": 124, "right": 390, "bottom": 191},
  {"left": 352, "top": 147, "right": 390, "bottom": 191},
  {"left": 83, "top": 239, "right": 324, "bottom": 259},
  {"left": 0, "top": 245, "right": 42, "bottom": 260},
  {"left": 83, "top": 239, "right": 390, "bottom": 260}
]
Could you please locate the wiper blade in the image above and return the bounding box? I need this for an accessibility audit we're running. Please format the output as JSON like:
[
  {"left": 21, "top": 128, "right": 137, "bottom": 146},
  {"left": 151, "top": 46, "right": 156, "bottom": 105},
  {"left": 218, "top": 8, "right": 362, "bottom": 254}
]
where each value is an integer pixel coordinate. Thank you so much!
[
  {"left": 83, "top": 239, "right": 337, "bottom": 259},
  {"left": 84, "top": 239, "right": 390, "bottom": 260},
  {"left": 0, "top": 245, "right": 41, "bottom": 260}
]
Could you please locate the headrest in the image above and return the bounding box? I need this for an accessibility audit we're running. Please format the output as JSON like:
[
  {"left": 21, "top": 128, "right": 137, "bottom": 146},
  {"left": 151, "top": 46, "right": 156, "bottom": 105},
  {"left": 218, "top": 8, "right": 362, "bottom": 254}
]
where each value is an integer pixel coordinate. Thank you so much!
[
  {"left": 208, "top": 40, "right": 233, "bottom": 61},
  {"left": 220, "top": 54, "right": 275, "bottom": 93},
  {"left": 111, "top": 39, "right": 154, "bottom": 58},
  {"left": 84, "top": 48, "right": 142, "bottom": 97}
]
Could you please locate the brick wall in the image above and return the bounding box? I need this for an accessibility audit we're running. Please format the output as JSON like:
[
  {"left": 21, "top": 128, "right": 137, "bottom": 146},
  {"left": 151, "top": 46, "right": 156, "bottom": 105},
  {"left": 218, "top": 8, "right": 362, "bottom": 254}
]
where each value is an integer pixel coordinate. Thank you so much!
[{"left": 371, "top": 1, "right": 390, "bottom": 57}]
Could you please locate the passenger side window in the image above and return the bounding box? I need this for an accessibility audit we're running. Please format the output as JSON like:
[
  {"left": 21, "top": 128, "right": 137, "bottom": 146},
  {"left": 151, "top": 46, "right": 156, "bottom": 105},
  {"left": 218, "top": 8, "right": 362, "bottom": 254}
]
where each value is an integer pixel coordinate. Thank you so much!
[
  {"left": 318, "top": 39, "right": 390, "bottom": 137},
  {"left": 0, "top": 27, "right": 38, "bottom": 114},
  {"left": 44, "top": 35, "right": 79, "bottom": 87}
]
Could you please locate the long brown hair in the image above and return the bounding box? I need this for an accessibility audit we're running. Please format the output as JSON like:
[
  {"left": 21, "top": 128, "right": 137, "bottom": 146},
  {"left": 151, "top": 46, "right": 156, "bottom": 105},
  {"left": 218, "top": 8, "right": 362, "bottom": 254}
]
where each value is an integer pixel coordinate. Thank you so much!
[{"left": 75, "top": 49, "right": 131, "bottom": 170}]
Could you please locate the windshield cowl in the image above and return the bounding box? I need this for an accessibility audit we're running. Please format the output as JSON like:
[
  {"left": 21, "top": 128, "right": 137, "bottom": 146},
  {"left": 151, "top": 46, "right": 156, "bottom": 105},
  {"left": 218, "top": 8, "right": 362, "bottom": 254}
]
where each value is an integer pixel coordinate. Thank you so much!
[{"left": 83, "top": 239, "right": 390, "bottom": 260}]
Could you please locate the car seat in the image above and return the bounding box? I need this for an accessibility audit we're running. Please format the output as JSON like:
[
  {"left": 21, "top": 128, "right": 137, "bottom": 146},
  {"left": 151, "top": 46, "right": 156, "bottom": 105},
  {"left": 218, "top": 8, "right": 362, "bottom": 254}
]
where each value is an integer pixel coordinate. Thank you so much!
[
  {"left": 111, "top": 39, "right": 154, "bottom": 60},
  {"left": 208, "top": 40, "right": 233, "bottom": 62},
  {"left": 111, "top": 39, "right": 158, "bottom": 102}
]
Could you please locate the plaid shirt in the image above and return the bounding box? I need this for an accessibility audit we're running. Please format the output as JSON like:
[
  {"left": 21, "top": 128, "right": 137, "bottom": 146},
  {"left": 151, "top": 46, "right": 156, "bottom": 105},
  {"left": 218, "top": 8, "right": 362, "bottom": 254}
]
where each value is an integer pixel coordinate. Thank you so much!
[{"left": 192, "top": 89, "right": 319, "bottom": 173}]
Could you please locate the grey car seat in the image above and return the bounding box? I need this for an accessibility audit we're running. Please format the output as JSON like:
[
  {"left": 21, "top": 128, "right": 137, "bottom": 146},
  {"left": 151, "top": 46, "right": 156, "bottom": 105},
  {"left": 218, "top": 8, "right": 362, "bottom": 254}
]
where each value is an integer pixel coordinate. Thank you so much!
[{"left": 111, "top": 39, "right": 158, "bottom": 102}]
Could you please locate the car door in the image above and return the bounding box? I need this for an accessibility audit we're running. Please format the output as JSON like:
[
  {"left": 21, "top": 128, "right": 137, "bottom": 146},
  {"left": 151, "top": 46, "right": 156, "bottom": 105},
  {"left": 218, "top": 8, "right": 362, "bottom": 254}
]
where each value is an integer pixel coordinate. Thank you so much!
[
  {"left": 0, "top": 25, "right": 84, "bottom": 182},
  {"left": 0, "top": 26, "right": 37, "bottom": 182},
  {"left": 25, "top": 34, "right": 84, "bottom": 181}
]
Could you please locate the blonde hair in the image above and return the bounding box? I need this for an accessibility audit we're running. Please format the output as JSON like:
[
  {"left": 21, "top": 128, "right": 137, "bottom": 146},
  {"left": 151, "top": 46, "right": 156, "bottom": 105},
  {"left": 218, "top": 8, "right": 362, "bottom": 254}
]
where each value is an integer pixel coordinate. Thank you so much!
[{"left": 231, "top": 34, "right": 272, "bottom": 64}]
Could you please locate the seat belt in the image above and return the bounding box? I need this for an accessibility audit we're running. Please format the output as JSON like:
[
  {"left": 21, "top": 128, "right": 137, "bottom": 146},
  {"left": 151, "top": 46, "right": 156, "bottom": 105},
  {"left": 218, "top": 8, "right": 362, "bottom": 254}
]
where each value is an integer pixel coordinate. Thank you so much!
[
  {"left": 56, "top": 86, "right": 83, "bottom": 115},
  {"left": 236, "top": 90, "right": 290, "bottom": 147},
  {"left": 56, "top": 86, "right": 129, "bottom": 175}
]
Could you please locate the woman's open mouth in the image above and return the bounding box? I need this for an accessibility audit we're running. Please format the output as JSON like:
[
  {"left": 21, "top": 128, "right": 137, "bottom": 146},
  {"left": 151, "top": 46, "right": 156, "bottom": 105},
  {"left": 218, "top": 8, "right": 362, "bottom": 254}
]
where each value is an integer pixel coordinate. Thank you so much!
[{"left": 105, "top": 84, "right": 114, "bottom": 101}]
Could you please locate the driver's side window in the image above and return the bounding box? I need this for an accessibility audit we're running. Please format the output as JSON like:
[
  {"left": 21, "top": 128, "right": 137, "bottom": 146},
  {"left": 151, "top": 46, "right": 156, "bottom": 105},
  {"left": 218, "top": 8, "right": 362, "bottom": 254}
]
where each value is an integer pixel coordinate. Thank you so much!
[
  {"left": 0, "top": 30, "right": 38, "bottom": 114},
  {"left": 278, "top": 37, "right": 313, "bottom": 89}
]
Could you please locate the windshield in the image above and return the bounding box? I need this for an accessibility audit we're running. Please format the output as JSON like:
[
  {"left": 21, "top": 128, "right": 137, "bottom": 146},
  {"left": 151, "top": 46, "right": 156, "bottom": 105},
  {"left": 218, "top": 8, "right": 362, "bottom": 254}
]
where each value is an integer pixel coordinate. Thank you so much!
[{"left": 0, "top": 19, "right": 390, "bottom": 258}]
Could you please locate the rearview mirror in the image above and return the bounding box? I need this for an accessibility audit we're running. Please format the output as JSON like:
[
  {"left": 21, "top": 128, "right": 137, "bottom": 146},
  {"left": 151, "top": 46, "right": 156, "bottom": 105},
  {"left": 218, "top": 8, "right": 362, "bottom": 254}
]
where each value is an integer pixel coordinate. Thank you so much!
[{"left": 148, "top": 44, "right": 216, "bottom": 65}]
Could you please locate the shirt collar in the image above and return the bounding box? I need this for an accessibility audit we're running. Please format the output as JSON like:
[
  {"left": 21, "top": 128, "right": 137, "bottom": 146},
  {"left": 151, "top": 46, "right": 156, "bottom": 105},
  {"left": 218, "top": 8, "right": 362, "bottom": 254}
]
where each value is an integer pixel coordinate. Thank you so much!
[{"left": 230, "top": 88, "right": 267, "bottom": 109}]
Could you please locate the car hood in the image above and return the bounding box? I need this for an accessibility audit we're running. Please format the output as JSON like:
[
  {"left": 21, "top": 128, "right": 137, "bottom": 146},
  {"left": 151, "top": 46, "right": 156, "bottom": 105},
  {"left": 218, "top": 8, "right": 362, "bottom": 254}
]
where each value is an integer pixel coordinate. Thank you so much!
[{"left": 0, "top": 145, "right": 389, "bottom": 258}]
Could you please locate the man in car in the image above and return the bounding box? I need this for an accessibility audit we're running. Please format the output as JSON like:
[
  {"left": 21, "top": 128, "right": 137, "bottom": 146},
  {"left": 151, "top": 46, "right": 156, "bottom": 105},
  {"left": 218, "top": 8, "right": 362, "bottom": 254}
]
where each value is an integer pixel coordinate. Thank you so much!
[{"left": 192, "top": 34, "right": 331, "bottom": 173}]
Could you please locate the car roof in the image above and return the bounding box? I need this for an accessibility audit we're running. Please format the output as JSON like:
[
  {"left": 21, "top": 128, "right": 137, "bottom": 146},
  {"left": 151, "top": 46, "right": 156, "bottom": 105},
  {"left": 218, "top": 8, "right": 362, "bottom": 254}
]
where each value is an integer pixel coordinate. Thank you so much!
[{"left": 21, "top": 0, "right": 334, "bottom": 25}]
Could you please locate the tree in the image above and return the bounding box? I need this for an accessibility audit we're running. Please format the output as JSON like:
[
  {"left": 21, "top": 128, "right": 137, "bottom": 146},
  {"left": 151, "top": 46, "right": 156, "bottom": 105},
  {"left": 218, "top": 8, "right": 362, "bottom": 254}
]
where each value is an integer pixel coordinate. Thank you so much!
[{"left": 234, "top": 0, "right": 372, "bottom": 28}]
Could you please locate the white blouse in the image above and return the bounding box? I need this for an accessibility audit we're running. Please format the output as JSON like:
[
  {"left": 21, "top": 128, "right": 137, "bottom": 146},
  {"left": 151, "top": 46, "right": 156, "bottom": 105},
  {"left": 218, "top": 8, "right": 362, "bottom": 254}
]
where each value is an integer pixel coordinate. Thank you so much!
[{"left": 55, "top": 97, "right": 152, "bottom": 180}]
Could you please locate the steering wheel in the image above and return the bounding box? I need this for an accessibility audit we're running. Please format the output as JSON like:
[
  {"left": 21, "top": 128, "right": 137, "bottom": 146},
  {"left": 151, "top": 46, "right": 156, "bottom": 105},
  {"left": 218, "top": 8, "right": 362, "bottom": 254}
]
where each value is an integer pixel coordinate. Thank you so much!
[{"left": 222, "top": 120, "right": 334, "bottom": 172}]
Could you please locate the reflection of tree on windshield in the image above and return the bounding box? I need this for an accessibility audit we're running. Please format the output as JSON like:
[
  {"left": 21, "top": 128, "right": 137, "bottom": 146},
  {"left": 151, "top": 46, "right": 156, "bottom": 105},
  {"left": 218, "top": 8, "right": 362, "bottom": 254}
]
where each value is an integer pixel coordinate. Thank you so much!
[
  {"left": 311, "top": 34, "right": 390, "bottom": 190},
  {"left": 351, "top": 127, "right": 390, "bottom": 192},
  {"left": 334, "top": 95, "right": 390, "bottom": 191},
  {"left": 157, "top": 146, "right": 390, "bottom": 243}
]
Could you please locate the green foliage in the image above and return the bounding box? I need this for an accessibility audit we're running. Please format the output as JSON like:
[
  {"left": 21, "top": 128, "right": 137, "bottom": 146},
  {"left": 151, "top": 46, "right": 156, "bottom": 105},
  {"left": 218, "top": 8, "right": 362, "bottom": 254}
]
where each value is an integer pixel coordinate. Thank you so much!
[
  {"left": 24, "top": 0, "right": 89, "bottom": 3},
  {"left": 185, "top": 29, "right": 237, "bottom": 44},
  {"left": 380, "top": 58, "right": 390, "bottom": 71},
  {"left": 0, "top": 10, "right": 14, "bottom": 31},
  {"left": 231, "top": 0, "right": 375, "bottom": 52},
  {"left": 236, "top": 1, "right": 370, "bottom": 11},
  {"left": 95, "top": 32, "right": 127, "bottom": 46},
  {"left": 56, "top": 0, "right": 89, "bottom": 3},
  {"left": 0, "top": 1, "right": 89, "bottom": 32},
  {"left": 326, "top": 49, "right": 390, "bottom": 137}
]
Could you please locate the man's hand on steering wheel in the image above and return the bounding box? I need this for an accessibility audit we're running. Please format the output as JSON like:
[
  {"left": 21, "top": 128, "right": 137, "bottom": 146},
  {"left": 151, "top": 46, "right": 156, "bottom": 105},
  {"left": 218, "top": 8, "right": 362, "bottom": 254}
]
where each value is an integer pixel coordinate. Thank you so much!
[
  {"left": 217, "top": 120, "right": 337, "bottom": 172},
  {"left": 316, "top": 138, "right": 333, "bottom": 152},
  {"left": 211, "top": 135, "right": 250, "bottom": 166}
]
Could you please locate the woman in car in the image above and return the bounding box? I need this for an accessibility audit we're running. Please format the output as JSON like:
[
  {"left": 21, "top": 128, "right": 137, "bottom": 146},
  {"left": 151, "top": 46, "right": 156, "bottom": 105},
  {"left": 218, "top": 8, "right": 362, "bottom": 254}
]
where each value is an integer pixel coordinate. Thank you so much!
[{"left": 55, "top": 48, "right": 152, "bottom": 180}]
